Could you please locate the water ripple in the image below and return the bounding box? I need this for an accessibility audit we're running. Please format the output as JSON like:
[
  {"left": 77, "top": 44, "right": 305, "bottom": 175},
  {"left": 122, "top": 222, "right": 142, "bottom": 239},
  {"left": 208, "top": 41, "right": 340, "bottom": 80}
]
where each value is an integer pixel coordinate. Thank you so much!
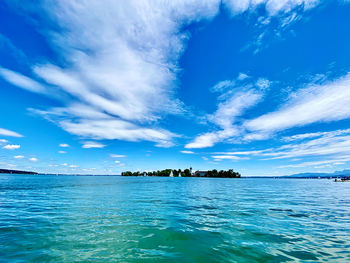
[{"left": 0, "top": 175, "right": 349, "bottom": 262}]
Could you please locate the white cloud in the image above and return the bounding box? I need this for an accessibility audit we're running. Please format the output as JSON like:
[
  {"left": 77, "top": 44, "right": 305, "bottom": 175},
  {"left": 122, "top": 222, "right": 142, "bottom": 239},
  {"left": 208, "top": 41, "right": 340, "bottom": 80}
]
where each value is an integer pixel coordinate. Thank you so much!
[
  {"left": 212, "top": 155, "right": 248, "bottom": 161},
  {"left": 186, "top": 80, "right": 265, "bottom": 148},
  {"left": 211, "top": 80, "right": 236, "bottom": 93},
  {"left": 0, "top": 67, "right": 46, "bottom": 93},
  {"left": 186, "top": 128, "right": 239, "bottom": 149},
  {"left": 209, "top": 90, "right": 263, "bottom": 129},
  {"left": 110, "top": 154, "right": 126, "bottom": 158},
  {"left": 14, "top": 155, "right": 24, "bottom": 159},
  {"left": 60, "top": 118, "right": 176, "bottom": 147},
  {"left": 214, "top": 150, "right": 266, "bottom": 155},
  {"left": 1, "top": 0, "right": 320, "bottom": 148},
  {"left": 223, "top": 0, "right": 319, "bottom": 16},
  {"left": 114, "top": 160, "right": 120, "bottom": 164},
  {"left": 237, "top": 72, "right": 249, "bottom": 81},
  {"left": 180, "top": 150, "right": 194, "bottom": 154},
  {"left": 58, "top": 151, "right": 66, "bottom": 154},
  {"left": 281, "top": 131, "right": 326, "bottom": 142},
  {"left": 0, "top": 128, "right": 23, "bottom": 137},
  {"left": 2, "top": 0, "right": 222, "bottom": 147},
  {"left": 29, "top": 157, "right": 38, "bottom": 162},
  {"left": 59, "top": 143, "right": 70, "bottom": 147},
  {"left": 262, "top": 130, "right": 350, "bottom": 160},
  {"left": 278, "top": 158, "right": 350, "bottom": 168},
  {"left": 69, "top": 164, "right": 78, "bottom": 168},
  {"left": 245, "top": 73, "right": 350, "bottom": 135},
  {"left": 223, "top": 0, "right": 319, "bottom": 54},
  {"left": 215, "top": 129, "right": 350, "bottom": 167},
  {"left": 82, "top": 141, "right": 106, "bottom": 149},
  {"left": 0, "top": 139, "right": 8, "bottom": 143},
  {"left": 3, "top": 144, "right": 20, "bottom": 150}
]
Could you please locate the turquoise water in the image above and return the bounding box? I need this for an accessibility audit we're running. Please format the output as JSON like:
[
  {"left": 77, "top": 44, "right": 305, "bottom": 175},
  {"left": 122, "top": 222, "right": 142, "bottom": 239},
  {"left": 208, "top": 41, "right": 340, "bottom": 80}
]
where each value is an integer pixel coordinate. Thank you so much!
[{"left": 0, "top": 175, "right": 349, "bottom": 262}]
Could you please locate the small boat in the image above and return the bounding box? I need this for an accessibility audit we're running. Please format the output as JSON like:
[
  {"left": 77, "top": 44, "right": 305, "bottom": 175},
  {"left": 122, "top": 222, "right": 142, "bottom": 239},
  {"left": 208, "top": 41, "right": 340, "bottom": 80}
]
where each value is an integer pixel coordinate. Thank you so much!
[
  {"left": 334, "top": 177, "right": 350, "bottom": 182},
  {"left": 169, "top": 171, "right": 174, "bottom": 177}
]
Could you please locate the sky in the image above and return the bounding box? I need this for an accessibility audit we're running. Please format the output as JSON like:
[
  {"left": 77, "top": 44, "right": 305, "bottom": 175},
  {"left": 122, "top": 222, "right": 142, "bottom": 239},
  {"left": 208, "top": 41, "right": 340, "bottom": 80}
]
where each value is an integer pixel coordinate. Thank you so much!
[{"left": 1, "top": 0, "right": 350, "bottom": 176}]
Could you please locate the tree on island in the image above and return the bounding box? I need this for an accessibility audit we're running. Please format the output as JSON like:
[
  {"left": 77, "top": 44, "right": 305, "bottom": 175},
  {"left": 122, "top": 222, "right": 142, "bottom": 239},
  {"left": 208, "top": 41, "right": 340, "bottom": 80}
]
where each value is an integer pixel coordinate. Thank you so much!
[{"left": 183, "top": 169, "right": 191, "bottom": 177}]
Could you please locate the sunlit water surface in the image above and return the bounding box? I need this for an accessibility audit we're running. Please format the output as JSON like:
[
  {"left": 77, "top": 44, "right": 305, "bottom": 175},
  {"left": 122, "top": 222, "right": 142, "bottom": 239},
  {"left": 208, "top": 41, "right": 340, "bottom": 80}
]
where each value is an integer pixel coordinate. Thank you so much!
[{"left": 0, "top": 175, "right": 349, "bottom": 262}]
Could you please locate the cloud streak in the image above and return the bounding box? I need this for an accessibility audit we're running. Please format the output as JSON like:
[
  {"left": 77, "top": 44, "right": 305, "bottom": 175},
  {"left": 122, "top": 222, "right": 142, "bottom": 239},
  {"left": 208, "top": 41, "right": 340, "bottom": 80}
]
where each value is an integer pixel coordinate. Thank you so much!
[
  {"left": 180, "top": 150, "right": 195, "bottom": 154},
  {"left": 110, "top": 154, "right": 126, "bottom": 158},
  {"left": 245, "top": 73, "right": 350, "bottom": 135},
  {"left": 82, "top": 141, "right": 106, "bottom": 149},
  {"left": 186, "top": 76, "right": 267, "bottom": 148},
  {"left": 213, "top": 129, "right": 350, "bottom": 168},
  {"left": 0, "top": 128, "right": 23, "bottom": 137},
  {"left": 0, "top": 67, "right": 46, "bottom": 93}
]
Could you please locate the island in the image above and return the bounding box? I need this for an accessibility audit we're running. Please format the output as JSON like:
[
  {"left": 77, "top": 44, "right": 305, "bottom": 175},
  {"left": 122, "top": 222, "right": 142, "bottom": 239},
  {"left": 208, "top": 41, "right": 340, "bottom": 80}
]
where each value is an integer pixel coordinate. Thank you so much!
[{"left": 122, "top": 168, "right": 241, "bottom": 178}]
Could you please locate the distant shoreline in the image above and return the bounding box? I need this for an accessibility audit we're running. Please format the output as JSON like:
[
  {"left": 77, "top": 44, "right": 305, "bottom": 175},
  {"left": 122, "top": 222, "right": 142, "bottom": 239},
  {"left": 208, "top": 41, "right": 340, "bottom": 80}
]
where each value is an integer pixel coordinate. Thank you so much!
[
  {"left": 2, "top": 168, "right": 350, "bottom": 179},
  {"left": 0, "top": 168, "right": 38, "bottom": 175},
  {"left": 0, "top": 173, "right": 348, "bottom": 179}
]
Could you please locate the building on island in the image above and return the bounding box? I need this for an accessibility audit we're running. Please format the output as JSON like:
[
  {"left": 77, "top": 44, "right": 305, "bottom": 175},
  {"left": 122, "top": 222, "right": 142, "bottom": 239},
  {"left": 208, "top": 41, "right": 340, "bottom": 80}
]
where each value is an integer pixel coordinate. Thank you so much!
[{"left": 195, "top": 170, "right": 208, "bottom": 177}]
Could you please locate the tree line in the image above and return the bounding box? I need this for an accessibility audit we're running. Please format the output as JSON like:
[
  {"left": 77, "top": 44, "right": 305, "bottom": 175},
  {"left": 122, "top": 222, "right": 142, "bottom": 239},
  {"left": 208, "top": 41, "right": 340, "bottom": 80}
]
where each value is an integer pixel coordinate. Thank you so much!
[{"left": 121, "top": 169, "right": 241, "bottom": 178}]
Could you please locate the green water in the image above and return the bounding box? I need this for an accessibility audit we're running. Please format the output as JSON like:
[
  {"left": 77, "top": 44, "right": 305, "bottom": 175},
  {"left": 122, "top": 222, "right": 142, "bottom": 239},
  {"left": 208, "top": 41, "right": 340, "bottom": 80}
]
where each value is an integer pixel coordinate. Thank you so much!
[{"left": 0, "top": 175, "right": 349, "bottom": 262}]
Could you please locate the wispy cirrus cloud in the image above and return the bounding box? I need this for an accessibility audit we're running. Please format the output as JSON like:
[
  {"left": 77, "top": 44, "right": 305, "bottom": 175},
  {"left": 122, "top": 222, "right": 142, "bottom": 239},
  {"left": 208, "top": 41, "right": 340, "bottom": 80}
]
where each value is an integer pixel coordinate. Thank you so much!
[
  {"left": 82, "top": 141, "right": 106, "bottom": 149},
  {"left": 60, "top": 118, "right": 177, "bottom": 148},
  {"left": 212, "top": 129, "right": 350, "bottom": 167},
  {"left": 262, "top": 129, "right": 350, "bottom": 160},
  {"left": 110, "top": 154, "right": 126, "bottom": 158},
  {"left": 186, "top": 75, "right": 268, "bottom": 148},
  {"left": 1, "top": 0, "right": 221, "bottom": 147},
  {"left": 0, "top": 67, "right": 46, "bottom": 94},
  {"left": 0, "top": 128, "right": 23, "bottom": 137},
  {"left": 180, "top": 150, "right": 195, "bottom": 154},
  {"left": 245, "top": 73, "right": 350, "bottom": 137},
  {"left": 188, "top": 70, "right": 350, "bottom": 149},
  {"left": 211, "top": 155, "right": 249, "bottom": 161},
  {"left": 278, "top": 158, "right": 350, "bottom": 168},
  {"left": 1, "top": 0, "right": 321, "bottom": 149},
  {"left": 223, "top": 0, "right": 319, "bottom": 15}
]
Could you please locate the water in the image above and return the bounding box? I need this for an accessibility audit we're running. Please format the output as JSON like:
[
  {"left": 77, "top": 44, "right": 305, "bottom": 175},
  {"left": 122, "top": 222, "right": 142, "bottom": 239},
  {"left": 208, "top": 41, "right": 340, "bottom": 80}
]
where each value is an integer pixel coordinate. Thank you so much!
[{"left": 0, "top": 175, "right": 349, "bottom": 262}]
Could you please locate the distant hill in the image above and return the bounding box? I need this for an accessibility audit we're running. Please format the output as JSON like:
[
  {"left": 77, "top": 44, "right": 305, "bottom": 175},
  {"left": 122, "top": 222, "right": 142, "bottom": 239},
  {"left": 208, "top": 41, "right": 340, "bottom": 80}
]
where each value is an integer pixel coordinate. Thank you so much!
[
  {"left": 286, "top": 169, "right": 350, "bottom": 178},
  {"left": 0, "top": 168, "right": 38, "bottom": 175}
]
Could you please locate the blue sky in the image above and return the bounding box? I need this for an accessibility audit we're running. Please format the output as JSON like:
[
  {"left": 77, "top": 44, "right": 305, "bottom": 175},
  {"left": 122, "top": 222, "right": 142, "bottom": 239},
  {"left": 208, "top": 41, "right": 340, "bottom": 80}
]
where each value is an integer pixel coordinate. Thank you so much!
[{"left": 1, "top": 0, "right": 350, "bottom": 176}]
